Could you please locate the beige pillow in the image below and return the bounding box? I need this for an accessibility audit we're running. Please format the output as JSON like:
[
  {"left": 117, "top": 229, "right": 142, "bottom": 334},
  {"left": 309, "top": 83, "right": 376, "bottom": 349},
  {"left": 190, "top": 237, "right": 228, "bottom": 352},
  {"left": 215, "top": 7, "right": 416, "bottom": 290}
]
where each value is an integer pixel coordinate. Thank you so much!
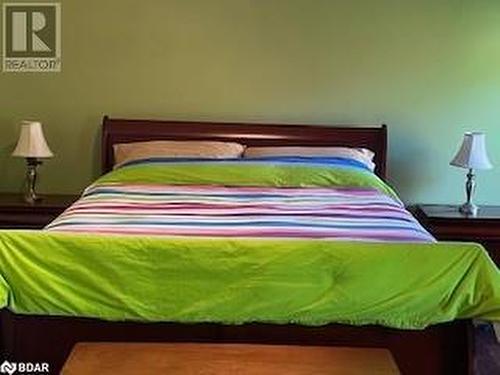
[
  {"left": 113, "top": 140, "right": 245, "bottom": 168},
  {"left": 243, "top": 146, "right": 376, "bottom": 171}
]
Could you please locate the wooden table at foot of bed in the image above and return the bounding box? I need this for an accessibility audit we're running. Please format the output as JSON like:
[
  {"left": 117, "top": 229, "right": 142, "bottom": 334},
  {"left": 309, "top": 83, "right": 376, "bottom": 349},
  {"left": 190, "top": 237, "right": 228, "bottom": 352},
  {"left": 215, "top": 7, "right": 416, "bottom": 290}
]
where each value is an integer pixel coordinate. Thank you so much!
[{"left": 61, "top": 342, "right": 400, "bottom": 375}]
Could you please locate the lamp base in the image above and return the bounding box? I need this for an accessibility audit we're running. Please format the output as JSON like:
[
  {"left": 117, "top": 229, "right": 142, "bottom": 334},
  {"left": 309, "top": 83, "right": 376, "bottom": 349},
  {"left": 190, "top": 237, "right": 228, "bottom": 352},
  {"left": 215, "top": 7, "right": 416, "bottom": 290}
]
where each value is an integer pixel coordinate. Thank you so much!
[
  {"left": 24, "top": 158, "right": 43, "bottom": 205},
  {"left": 459, "top": 202, "right": 478, "bottom": 217},
  {"left": 24, "top": 192, "right": 42, "bottom": 205}
]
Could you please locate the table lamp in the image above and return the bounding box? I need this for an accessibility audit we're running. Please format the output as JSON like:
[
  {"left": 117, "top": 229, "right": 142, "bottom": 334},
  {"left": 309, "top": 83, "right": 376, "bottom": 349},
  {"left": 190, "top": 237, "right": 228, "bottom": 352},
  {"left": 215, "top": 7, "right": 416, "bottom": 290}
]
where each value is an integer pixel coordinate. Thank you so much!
[
  {"left": 12, "top": 121, "right": 54, "bottom": 203},
  {"left": 450, "top": 132, "right": 492, "bottom": 216}
]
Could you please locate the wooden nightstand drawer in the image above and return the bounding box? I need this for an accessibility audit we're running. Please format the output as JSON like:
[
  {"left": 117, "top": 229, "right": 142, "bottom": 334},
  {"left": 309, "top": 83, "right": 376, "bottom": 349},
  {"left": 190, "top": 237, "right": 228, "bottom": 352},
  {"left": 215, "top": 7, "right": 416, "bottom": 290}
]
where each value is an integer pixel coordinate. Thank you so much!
[
  {"left": 0, "top": 194, "right": 78, "bottom": 229},
  {"left": 414, "top": 204, "right": 500, "bottom": 267}
]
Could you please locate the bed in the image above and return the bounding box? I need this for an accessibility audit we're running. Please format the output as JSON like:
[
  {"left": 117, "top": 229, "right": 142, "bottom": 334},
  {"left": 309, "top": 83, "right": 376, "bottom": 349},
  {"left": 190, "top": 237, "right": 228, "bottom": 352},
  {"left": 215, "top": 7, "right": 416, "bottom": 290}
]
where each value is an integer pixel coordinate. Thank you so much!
[{"left": 1, "top": 116, "right": 499, "bottom": 374}]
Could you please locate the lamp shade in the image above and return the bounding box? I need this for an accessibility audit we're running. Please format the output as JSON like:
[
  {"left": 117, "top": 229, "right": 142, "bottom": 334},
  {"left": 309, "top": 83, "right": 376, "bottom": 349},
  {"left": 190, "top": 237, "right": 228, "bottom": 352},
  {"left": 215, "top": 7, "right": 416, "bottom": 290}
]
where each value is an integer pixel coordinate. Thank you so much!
[
  {"left": 450, "top": 132, "right": 492, "bottom": 170},
  {"left": 12, "top": 121, "right": 53, "bottom": 158}
]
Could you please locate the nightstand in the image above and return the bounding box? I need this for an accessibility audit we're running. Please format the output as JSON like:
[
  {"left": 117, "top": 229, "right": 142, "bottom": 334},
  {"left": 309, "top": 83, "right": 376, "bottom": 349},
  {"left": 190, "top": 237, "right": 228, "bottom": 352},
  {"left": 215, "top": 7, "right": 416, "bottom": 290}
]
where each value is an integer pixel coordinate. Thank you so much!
[
  {"left": 0, "top": 193, "right": 78, "bottom": 229},
  {"left": 414, "top": 204, "right": 500, "bottom": 266}
]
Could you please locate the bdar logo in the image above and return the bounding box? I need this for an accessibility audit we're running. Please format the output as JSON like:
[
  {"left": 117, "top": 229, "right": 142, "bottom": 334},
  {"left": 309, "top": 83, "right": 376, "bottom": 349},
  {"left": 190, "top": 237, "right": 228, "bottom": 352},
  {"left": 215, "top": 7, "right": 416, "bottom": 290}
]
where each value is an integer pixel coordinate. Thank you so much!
[
  {"left": 0, "top": 361, "right": 16, "bottom": 375},
  {"left": 0, "top": 360, "right": 49, "bottom": 374},
  {"left": 2, "top": 2, "right": 61, "bottom": 72}
]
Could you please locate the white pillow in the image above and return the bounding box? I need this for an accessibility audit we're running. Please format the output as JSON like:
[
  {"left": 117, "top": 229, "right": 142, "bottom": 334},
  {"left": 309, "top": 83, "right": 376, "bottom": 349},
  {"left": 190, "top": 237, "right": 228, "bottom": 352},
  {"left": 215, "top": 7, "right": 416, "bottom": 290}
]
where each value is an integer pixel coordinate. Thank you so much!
[{"left": 113, "top": 140, "right": 245, "bottom": 168}]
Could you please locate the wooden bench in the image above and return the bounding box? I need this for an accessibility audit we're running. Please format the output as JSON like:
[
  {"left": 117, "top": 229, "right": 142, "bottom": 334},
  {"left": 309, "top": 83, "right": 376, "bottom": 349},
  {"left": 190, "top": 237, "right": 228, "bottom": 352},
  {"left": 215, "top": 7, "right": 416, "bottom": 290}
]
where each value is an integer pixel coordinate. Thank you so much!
[{"left": 61, "top": 343, "right": 400, "bottom": 374}]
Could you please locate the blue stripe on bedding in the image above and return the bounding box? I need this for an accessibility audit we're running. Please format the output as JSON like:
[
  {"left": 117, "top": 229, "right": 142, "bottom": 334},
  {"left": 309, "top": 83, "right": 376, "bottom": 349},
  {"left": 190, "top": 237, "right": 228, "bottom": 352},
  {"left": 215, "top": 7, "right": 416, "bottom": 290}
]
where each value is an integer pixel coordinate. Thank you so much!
[{"left": 118, "top": 156, "right": 372, "bottom": 172}]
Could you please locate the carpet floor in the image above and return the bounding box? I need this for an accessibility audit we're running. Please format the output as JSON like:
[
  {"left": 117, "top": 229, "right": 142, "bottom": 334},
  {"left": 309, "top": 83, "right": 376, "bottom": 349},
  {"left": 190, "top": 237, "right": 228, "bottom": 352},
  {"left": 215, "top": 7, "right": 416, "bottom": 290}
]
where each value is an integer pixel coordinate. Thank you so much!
[{"left": 475, "top": 323, "right": 500, "bottom": 375}]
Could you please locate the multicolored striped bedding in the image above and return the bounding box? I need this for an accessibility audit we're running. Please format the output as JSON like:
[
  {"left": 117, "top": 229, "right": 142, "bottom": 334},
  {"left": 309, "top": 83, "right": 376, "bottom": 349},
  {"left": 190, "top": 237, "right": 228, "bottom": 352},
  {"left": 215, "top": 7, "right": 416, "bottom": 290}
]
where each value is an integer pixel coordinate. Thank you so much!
[{"left": 47, "top": 157, "right": 434, "bottom": 243}]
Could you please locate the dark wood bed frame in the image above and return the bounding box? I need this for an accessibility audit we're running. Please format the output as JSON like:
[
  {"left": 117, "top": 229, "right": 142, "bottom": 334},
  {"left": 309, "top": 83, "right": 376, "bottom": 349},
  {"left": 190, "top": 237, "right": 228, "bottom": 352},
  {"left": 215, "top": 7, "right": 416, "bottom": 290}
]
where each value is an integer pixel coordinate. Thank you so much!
[{"left": 1, "top": 116, "right": 473, "bottom": 374}]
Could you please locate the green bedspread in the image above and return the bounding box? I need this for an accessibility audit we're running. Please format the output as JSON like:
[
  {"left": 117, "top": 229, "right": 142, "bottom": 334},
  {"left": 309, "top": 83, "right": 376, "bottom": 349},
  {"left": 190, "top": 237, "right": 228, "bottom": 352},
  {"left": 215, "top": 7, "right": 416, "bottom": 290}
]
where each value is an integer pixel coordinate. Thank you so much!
[
  {"left": 95, "top": 159, "right": 399, "bottom": 198},
  {"left": 0, "top": 231, "right": 499, "bottom": 329},
  {"left": 1, "top": 159, "right": 499, "bottom": 329}
]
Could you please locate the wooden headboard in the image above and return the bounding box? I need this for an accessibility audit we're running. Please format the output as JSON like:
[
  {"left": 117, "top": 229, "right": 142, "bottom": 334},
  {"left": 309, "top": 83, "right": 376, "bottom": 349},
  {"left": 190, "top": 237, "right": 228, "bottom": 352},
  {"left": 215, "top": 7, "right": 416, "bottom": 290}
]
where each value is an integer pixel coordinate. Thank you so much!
[{"left": 102, "top": 116, "right": 388, "bottom": 179}]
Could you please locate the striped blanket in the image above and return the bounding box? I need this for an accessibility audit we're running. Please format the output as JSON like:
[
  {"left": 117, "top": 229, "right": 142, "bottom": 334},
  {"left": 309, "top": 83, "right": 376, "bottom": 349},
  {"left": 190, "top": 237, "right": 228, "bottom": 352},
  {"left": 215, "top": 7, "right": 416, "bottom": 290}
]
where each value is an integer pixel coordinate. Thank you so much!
[{"left": 47, "top": 183, "right": 434, "bottom": 242}]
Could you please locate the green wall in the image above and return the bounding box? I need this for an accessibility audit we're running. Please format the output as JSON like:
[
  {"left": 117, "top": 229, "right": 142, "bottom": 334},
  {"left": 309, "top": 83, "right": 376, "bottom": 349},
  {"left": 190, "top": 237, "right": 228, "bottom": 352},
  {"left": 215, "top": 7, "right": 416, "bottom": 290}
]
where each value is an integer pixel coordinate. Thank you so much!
[{"left": 1, "top": 0, "right": 499, "bottom": 204}]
